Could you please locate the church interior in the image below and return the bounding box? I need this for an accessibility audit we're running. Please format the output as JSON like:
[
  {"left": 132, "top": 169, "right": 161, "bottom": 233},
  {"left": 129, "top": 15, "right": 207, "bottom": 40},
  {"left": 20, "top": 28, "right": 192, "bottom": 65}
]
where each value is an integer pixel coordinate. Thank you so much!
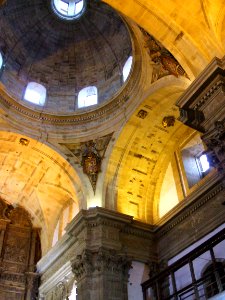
[{"left": 0, "top": 0, "right": 225, "bottom": 299}]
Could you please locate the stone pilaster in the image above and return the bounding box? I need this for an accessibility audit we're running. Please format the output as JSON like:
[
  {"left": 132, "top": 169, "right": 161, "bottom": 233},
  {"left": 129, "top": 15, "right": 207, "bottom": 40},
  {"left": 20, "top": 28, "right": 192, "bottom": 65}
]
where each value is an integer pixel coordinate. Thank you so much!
[
  {"left": 37, "top": 207, "right": 155, "bottom": 299},
  {"left": 72, "top": 248, "right": 132, "bottom": 300}
]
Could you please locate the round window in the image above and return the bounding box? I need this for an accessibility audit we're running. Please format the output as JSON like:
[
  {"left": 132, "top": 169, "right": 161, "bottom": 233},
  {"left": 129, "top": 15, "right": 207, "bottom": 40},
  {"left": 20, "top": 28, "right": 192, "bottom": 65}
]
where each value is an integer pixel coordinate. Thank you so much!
[{"left": 51, "top": 0, "right": 86, "bottom": 20}]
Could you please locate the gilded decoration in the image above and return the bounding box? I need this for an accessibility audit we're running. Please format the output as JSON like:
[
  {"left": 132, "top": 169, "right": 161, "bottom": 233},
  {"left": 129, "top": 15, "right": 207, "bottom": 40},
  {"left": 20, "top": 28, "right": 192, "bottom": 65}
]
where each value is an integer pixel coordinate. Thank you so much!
[
  {"left": 19, "top": 138, "right": 30, "bottom": 146},
  {"left": 137, "top": 109, "right": 148, "bottom": 119},
  {"left": 162, "top": 116, "right": 176, "bottom": 128},
  {"left": 140, "top": 27, "right": 188, "bottom": 82},
  {"left": 0, "top": 199, "right": 40, "bottom": 299},
  {"left": 60, "top": 133, "right": 113, "bottom": 192},
  {"left": 82, "top": 141, "right": 102, "bottom": 192}
]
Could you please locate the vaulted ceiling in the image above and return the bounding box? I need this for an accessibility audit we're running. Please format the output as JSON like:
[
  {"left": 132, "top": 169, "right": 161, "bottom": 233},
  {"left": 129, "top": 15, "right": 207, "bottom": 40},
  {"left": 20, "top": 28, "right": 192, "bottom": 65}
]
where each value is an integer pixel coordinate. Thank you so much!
[{"left": 0, "top": 0, "right": 225, "bottom": 253}]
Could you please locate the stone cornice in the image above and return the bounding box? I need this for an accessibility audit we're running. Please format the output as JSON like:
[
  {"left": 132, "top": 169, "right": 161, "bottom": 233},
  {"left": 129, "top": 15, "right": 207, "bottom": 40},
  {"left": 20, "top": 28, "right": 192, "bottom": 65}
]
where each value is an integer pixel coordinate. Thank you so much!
[
  {"left": 39, "top": 261, "right": 73, "bottom": 295},
  {"left": 176, "top": 56, "right": 225, "bottom": 109},
  {"left": 66, "top": 206, "right": 154, "bottom": 238},
  {"left": 38, "top": 174, "right": 224, "bottom": 276},
  {"left": 37, "top": 232, "right": 77, "bottom": 274}
]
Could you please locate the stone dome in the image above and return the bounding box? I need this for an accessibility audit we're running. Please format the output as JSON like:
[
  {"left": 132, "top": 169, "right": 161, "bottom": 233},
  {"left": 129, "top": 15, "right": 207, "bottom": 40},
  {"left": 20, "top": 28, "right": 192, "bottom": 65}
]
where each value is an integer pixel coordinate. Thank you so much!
[{"left": 0, "top": 0, "right": 132, "bottom": 114}]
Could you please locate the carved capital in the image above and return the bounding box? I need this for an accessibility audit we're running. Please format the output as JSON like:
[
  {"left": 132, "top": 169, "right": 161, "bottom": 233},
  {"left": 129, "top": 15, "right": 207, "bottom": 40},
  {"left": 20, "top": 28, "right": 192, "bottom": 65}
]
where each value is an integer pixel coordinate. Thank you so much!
[
  {"left": 96, "top": 248, "right": 132, "bottom": 276},
  {"left": 72, "top": 249, "right": 94, "bottom": 280},
  {"left": 72, "top": 248, "right": 132, "bottom": 281}
]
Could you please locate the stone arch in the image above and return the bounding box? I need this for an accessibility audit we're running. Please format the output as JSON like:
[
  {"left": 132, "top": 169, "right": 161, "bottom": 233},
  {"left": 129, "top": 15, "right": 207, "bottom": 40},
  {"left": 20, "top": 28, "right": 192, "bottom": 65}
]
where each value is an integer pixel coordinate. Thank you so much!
[
  {"left": 0, "top": 130, "right": 86, "bottom": 254},
  {"left": 104, "top": 0, "right": 225, "bottom": 77},
  {"left": 104, "top": 76, "right": 190, "bottom": 223}
]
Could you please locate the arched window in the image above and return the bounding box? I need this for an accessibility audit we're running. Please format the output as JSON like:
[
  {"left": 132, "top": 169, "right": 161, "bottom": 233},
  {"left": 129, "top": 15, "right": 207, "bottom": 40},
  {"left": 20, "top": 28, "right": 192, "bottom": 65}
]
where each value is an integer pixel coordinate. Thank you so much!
[
  {"left": 0, "top": 52, "right": 3, "bottom": 69},
  {"left": 123, "top": 56, "right": 133, "bottom": 82},
  {"left": 78, "top": 86, "right": 98, "bottom": 108},
  {"left": 24, "top": 82, "right": 46, "bottom": 106}
]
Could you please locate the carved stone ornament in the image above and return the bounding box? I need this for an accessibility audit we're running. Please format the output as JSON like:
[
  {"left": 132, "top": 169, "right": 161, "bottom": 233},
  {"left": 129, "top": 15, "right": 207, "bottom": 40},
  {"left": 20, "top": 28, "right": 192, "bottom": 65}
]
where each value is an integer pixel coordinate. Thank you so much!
[
  {"left": 162, "top": 116, "right": 176, "bottom": 128},
  {"left": 72, "top": 248, "right": 132, "bottom": 281},
  {"left": 96, "top": 248, "right": 132, "bottom": 276},
  {"left": 140, "top": 27, "right": 188, "bottom": 82},
  {"left": 72, "top": 249, "right": 94, "bottom": 280},
  {"left": 137, "top": 109, "right": 148, "bottom": 119},
  {"left": 81, "top": 141, "right": 101, "bottom": 192},
  {"left": 19, "top": 137, "right": 30, "bottom": 146},
  {"left": 61, "top": 133, "right": 113, "bottom": 192}
]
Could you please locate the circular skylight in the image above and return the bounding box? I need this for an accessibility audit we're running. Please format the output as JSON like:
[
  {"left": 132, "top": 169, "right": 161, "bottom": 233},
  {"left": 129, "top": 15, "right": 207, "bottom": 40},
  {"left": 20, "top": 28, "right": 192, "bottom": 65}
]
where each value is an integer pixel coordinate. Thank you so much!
[{"left": 52, "top": 0, "right": 86, "bottom": 20}]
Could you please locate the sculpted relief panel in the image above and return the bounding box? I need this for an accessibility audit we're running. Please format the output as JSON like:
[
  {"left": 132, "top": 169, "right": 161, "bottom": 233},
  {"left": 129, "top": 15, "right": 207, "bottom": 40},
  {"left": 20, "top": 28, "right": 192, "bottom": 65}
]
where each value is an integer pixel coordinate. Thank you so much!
[{"left": 0, "top": 198, "right": 41, "bottom": 300}]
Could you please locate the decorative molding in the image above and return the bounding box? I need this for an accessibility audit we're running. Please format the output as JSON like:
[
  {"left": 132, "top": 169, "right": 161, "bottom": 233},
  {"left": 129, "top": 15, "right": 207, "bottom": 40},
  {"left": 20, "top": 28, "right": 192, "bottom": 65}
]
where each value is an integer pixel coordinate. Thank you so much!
[
  {"left": 60, "top": 133, "right": 113, "bottom": 192},
  {"left": 72, "top": 248, "right": 132, "bottom": 280},
  {"left": 193, "top": 78, "right": 224, "bottom": 110},
  {"left": 72, "top": 249, "right": 94, "bottom": 280},
  {"left": 140, "top": 26, "right": 188, "bottom": 83},
  {"left": 0, "top": 27, "right": 142, "bottom": 131},
  {"left": 162, "top": 116, "right": 175, "bottom": 128}
]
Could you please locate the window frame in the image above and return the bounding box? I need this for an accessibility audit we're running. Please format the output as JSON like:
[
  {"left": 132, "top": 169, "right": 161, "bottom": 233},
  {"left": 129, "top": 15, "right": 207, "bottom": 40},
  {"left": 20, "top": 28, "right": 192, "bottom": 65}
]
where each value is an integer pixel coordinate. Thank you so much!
[
  {"left": 77, "top": 86, "right": 98, "bottom": 109},
  {"left": 23, "top": 82, "right": 46, "bottom": 106}
]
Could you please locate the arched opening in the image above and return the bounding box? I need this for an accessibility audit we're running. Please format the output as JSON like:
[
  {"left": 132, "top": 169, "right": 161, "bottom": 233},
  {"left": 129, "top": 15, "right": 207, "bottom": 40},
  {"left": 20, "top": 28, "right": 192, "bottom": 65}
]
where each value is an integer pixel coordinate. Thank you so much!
[
  {"left": 24, "top": 82, "right": 46, "bottom": 106},
  {"left": 203, "top": 262, "right": 225, "bottom": 298},
  {"left": 122, "top": 56, "right": 133, "bottom": 82},
  {"left": 78, "top": 86, "right": 98, "bottom": 108},
  {"left": 0, "top": 52, "right": 3, "bottom": 69}
]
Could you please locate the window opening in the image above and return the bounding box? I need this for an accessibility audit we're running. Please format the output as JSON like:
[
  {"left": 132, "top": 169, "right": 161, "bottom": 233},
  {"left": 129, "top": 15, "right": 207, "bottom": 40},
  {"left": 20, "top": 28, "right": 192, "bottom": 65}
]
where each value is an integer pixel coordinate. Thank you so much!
[
  {"left": 198, "top": 154, "right": 210, "bottom": 173},
  {"left": 123, "top": 56, "right": 133, "bottom": 82},
  {"left": 78, "top": 86, "right": 98, "bottom": 108},
  {"left": 24, "top": 82, "right": 46, "bottom": 106},
  {"left": 203, "top": 262, "right": 225, "bottom": 298},
  {"left": 52, "top": 0, "right": 85, "bottom": 20},
  {"left": 0, "top": 52, "right": 3, "bottom": 69},
  {"left": 180, "top": 135, "right": 211, "bottom": 189}
]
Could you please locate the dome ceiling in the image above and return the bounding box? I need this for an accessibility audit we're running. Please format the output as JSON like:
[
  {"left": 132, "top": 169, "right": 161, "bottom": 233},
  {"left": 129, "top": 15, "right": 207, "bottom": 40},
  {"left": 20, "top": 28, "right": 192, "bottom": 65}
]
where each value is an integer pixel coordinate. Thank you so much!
[{"left": 0, "top": 0, "right": 132, "bottom": 114}]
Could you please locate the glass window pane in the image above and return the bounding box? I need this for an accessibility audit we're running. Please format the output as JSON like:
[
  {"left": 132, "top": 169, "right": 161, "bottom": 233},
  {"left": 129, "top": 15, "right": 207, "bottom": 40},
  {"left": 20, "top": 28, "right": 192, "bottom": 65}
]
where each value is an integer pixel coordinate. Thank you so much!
[
  {"left": 0, "top": 53, "right": 3, "bottom": 69},
  {"left": 24, "top": 82, "right": 46, "bottom": 105},
  {"left": 78, "top": 86, "right": 97, "bottom": 108},
  {"left": 199, "top": 154, "right": 210, "bottom": 172},
  {"left": 59, "top": 0, "right": 69, "bottom": 13},
  {"left": 123, "top": 56, "right": 133, "bottom": 82},
  {"left": 75, "top": 0, "right": 83, "bottom": 14}
]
